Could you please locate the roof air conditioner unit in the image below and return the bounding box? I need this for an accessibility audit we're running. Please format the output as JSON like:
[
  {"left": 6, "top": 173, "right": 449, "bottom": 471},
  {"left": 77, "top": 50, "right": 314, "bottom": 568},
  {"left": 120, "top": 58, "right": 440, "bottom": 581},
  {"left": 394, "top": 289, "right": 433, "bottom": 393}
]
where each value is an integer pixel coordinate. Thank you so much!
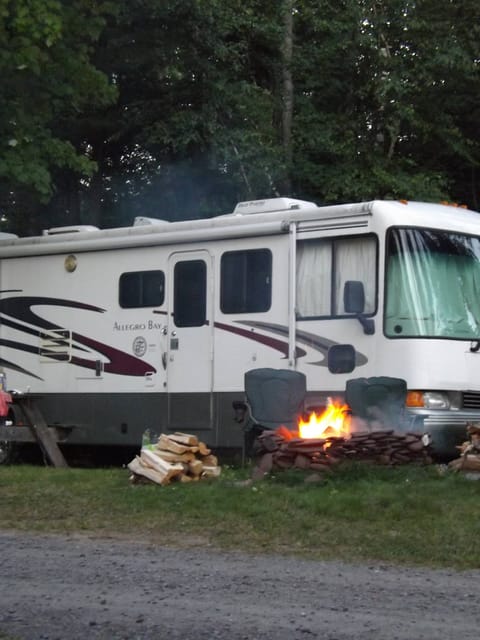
[{"left": 232, "top": 197, "right": 316, "bottom": 215}]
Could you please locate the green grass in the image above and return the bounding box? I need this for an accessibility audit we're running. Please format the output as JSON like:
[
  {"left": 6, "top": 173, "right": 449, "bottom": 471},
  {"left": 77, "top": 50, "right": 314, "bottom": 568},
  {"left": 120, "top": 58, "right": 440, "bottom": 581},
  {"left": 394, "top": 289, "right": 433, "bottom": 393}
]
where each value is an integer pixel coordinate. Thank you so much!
[{"left": 0, "top": 463, "right": 479, "bottom": 569}]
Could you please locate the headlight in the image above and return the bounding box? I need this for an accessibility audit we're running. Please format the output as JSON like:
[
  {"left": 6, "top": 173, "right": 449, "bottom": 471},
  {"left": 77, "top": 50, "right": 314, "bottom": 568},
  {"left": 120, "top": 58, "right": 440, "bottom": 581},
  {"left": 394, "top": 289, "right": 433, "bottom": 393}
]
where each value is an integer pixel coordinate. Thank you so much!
[
  {"left": 423, "top": 392, "right": 450, "bottom": 409},
  {"left": 406, "top": 391, "right": 451, "bottom": 410}
]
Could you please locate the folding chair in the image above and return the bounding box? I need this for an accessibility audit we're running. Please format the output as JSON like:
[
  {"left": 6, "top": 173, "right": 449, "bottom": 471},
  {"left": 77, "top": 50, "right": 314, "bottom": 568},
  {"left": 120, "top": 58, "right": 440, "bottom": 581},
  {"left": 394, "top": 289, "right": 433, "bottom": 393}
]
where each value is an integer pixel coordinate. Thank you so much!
[
  {"left": 345, "top": 376, "right": 407, "bottom": 429},
  {"left": 242, "top": 368, "right": 307, "bottom": 462}
]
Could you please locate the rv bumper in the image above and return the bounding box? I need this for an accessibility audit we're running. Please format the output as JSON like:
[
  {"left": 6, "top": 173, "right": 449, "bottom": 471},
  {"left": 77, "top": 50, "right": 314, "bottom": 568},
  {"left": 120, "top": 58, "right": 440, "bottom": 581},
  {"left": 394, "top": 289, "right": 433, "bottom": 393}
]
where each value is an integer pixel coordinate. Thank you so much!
[{"left": 405, "top": 408, "right": 477, "bottom": 459}]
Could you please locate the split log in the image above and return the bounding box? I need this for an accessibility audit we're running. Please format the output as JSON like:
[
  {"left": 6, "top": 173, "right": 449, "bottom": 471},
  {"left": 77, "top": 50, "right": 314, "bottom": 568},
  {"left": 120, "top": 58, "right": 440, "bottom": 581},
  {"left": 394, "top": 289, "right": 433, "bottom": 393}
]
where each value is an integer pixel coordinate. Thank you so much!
[
  {"left": 201, "top": 454, "right": 218, "bottom": 467},
  {"left": 128, "top": 457, "right": 172, "bottom": 486},
  {"left": 198, "top": 441, "right": 211, "bottom": 456},
  {"left": 141, "top": 448, "right": 184, "bottom": 483},
  {"left": 457, "top": 455, "right": 480, "bottom": 472},
  {"left": 128, "top": 432, "right": 221, "bottom": 486},
  {"left": 272, "top": 453, "right": 294, "bottom": 469},
  {"left": 169, "top": 432, "right": 199, "bottom": 446},
  {"left": 369, "top": 430, "right": 394, "bottom": 439},
  {"left": 287, "top": 438, "right": 326, "bottom": 449},
  {"left": 157, "top": 434, "right": 198, "bottom": 455},
  {"left": 294, "top": 454, "right": 313, "bottom": 470},
  {"left": 155, "top": 450, "right": 196, "bottom": 463},
  {"left": 202, "top": 466, "right": 222, "bottom": 478},
  {"left": 349, "top": 433, "right": 371, "bottom": 441},
  {"left": 188, "top": 459, "right": 204, "bottom": 477},
  {"left": 449, "top": 425, "right": 480, "bottom": 473},
  {"left": 407, "top": 441, "right": 425, "bottom": 453},
  {"left": 258, "top": 433, "right": 282, "bottom": 452}
]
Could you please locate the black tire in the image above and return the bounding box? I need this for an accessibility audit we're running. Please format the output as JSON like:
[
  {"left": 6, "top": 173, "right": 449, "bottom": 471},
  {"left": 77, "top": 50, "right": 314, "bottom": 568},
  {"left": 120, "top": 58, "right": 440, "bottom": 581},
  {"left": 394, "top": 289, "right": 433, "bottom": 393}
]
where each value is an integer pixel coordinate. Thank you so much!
[
  {"left": 0, "top": 438, "right": 17, "bottom": 465},
  {"left": 0, "top": 408, "right": 19, "bottom": 465}
]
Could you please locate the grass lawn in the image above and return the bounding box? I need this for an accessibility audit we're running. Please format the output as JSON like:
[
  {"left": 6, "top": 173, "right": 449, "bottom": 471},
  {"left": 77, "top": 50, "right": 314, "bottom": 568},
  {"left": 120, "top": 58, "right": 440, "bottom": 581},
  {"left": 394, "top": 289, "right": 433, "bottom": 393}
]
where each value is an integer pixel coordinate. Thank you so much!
[{"left": 0, "top": 462, "right": 478, "bottom": 569}]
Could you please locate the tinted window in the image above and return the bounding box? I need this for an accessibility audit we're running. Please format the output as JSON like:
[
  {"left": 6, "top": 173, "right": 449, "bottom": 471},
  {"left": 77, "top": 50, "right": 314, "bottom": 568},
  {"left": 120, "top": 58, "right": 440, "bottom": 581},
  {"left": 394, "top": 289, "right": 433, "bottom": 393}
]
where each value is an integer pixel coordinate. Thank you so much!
[
  {"left": 119, "top": 271, "right": 165, "bottom": 308},
  {"left": 221, "top": 249, "right": 272, "bottom": 313},
  {"left": 174, "top": 260, "right": 207, "bottom": 327}
]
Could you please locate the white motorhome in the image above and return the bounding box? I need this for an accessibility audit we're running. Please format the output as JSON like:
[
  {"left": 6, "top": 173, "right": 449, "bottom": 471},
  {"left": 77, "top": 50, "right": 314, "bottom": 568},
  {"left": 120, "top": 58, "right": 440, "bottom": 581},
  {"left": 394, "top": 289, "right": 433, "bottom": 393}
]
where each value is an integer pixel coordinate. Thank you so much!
[{"left": 1, "top": 197, "right": 480, "bottom": 458}]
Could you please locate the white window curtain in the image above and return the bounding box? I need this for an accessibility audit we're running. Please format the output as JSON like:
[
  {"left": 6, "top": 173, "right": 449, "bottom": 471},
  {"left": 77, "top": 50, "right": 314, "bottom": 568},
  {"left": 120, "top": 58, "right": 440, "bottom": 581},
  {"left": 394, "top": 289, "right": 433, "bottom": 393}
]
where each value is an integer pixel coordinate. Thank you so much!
[
  {"left": 296, "top": 236, "right": 376, "bottom": 318},
  {"left": 296, "top": 241, "right": 332, "bottom": 317},
  {"left": 335, "top": 237, "right": 376, "bottom": 314}
]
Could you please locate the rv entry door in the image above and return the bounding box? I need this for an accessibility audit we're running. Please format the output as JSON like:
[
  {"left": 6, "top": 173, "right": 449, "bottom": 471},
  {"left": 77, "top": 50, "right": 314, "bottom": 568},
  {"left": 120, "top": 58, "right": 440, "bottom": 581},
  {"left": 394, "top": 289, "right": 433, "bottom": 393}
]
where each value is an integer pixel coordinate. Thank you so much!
[{"left": 166, "top": 251, "right": 214, "bottom": 431}]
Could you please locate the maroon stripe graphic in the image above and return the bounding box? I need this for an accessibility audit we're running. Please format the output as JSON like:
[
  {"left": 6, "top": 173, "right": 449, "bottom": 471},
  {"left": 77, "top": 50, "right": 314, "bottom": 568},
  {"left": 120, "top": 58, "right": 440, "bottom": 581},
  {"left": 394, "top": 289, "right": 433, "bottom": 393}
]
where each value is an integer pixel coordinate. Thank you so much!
[{"left": 0, "top": 296, "right": 156, "bottom": 377}]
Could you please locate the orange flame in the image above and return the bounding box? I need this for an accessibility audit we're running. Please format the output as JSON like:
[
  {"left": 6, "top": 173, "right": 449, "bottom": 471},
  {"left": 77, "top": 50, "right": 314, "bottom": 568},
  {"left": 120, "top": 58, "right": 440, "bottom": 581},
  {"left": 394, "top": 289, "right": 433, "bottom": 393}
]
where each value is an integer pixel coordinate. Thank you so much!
[{"left": 298, "top": 400, "right": 351, "bottom": 439}]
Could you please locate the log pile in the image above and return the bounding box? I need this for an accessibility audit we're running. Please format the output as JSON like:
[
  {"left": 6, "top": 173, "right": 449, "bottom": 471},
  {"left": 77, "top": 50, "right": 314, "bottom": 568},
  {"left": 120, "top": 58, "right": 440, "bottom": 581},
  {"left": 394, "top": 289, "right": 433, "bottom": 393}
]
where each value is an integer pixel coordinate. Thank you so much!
[
  {"left": 253, "top": 427, "right": 432, "bottom": 477},
  {"left": 128, "top": 432, "right": 221, "bottom": 486},
  {"left": 448, "top": 423, "right": 480, "bottom": 473}
]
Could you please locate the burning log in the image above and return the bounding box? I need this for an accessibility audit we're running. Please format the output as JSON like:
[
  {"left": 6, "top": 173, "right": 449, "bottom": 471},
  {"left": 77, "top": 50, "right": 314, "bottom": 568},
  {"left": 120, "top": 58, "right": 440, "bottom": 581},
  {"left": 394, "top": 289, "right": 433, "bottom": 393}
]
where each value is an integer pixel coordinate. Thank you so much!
[
  {"left": 128, "top": 432, "right": 221, "bottom": 486},
  {"left": 252, "top": 427, "right": 432, "bottom": 478}
]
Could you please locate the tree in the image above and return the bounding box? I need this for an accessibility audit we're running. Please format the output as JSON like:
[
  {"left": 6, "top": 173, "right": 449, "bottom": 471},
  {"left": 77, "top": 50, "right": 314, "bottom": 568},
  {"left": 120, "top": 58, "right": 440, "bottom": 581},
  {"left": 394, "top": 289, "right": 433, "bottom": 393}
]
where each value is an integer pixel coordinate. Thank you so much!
[
  {"left": 0, "top": 0, "right": 116, "bottom": 233},
  {"left": 3, "top": 1, "right": 479, "bottom": 235},
  {"left": 290, "top": 0, "right": 480, "bottom": 206},
  {"left": 68, "top": 0, "right": 287, "bottom": 227}
]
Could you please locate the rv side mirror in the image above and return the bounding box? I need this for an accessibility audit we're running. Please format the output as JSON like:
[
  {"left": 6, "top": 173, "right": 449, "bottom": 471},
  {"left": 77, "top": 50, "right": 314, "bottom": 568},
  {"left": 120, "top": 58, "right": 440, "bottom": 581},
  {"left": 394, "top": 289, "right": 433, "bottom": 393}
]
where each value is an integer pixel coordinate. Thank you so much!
[
  {"left": 343, "top": 280, "right": 375, "bottom": 335},
  {"left": 344, "top": 280, "right": 365, "bottom": 314}
]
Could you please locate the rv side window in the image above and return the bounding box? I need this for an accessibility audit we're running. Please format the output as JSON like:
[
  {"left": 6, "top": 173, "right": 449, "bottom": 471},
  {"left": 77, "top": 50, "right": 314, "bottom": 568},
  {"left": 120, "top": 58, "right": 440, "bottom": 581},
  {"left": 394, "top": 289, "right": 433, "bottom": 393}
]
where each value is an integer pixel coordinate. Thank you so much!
[
  {"left": 174, "top": 260, "right": 207, "bottom": 327},
  {"left": 220, "top": 249, "right": 272, "bottom": 313},
  {"left": 296, "top": 236, "right": 377, "bottom": 318},
  {"left": 119, "top": 271, "right": 165, "bottom": 308}
]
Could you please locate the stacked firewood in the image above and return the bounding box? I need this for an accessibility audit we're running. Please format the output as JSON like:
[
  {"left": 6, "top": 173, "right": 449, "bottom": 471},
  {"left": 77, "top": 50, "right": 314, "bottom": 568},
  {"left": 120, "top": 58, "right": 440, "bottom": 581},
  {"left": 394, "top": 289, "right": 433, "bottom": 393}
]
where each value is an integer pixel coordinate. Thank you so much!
[
  {"left": 253, "top": 427, "right": 432, "bottom": 476},
  {"left": 448, "top": 423, "right": 480, "bottom": 473},
  {"left": 128, "top": 432, "right": 221, "bottom": 486}
]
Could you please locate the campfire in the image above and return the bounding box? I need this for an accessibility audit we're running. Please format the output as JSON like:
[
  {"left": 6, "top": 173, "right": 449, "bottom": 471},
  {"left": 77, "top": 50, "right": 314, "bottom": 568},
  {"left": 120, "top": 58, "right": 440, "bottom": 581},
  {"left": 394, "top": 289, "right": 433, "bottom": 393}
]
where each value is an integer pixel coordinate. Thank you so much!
[
  {"left": 298, "top": 399, "right": 351, "bottom": 440},
  {"left": 273, "top": 398, "right": 351, "bottom": 444},
  {"left": 252, "top": 399, "right": 432, "bottom": 478}
]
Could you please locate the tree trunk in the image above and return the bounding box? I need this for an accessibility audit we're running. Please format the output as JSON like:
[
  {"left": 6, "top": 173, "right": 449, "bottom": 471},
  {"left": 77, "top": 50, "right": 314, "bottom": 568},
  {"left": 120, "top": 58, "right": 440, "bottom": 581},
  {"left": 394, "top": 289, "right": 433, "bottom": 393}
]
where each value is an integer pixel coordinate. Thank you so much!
[{"left": 281, "top": 0, "right": 294, "bottom": 193}]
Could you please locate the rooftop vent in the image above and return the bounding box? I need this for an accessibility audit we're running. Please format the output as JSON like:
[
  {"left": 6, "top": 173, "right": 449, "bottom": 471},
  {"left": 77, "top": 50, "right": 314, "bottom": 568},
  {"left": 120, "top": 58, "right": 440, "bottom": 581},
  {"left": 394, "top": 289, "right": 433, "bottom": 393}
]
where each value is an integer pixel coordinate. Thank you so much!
[{"left": 232, "top": 197, "right": 316, "bottom": 216}]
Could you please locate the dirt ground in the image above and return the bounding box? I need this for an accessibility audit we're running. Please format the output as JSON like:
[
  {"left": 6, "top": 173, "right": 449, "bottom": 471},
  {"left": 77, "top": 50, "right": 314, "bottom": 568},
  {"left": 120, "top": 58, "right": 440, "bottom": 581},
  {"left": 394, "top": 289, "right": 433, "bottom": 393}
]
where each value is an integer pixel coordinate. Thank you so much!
[{"left": 1, "top": 531, "right": 479, "bottom": 640}]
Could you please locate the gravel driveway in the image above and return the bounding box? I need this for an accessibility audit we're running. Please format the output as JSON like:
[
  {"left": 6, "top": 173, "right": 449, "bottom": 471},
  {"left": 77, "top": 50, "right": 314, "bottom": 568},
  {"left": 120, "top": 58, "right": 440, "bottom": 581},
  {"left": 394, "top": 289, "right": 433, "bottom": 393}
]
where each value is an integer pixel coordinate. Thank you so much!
[{"left": 1, "top": 531, "right": 478, "bottom": 640}]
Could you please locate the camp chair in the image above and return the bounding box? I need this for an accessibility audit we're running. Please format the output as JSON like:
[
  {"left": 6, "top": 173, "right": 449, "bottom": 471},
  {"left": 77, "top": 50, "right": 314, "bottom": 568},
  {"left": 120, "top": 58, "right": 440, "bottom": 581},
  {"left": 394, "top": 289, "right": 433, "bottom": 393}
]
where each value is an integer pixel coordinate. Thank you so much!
[
  {"left": 242, "top": 368, "right": 307, "bottom": 462},
  {"left": 345, "top": 376, "right": 407, "bottom": 429}
]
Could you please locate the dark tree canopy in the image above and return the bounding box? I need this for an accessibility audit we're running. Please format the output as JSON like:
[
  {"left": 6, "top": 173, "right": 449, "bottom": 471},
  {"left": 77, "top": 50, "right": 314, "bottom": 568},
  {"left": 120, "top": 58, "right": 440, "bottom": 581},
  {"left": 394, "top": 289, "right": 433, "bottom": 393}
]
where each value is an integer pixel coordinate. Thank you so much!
[
  {"left": 1, "top": 0, "right": 479, "bottom": 236},
  {"left": 0, "top": 0, "right": 117, "bottom": 232}
]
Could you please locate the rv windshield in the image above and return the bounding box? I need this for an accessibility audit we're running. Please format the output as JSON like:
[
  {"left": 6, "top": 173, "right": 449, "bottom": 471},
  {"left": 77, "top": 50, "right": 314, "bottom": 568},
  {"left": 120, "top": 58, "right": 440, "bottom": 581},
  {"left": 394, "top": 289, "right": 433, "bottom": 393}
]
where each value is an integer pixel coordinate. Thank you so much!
[{"left": 385, "top": 227, "right": 480, "bottom": 339}]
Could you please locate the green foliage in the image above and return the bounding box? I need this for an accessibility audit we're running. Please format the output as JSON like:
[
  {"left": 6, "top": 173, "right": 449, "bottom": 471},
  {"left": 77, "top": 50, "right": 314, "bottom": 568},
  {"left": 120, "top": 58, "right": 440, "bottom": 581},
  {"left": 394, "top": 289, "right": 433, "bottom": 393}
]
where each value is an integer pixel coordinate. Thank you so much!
[
  {"left": 74, "top": 0, "right": 286, "bottom": 226},
  {"left": 0, "top": 0, "right": 116, "bottom": 206},
  {"left": 291, "top": 0, "right": 480, "bottom": 204},
  {"left": 1, "top": 0, "right": 479, "bottom": 232}
]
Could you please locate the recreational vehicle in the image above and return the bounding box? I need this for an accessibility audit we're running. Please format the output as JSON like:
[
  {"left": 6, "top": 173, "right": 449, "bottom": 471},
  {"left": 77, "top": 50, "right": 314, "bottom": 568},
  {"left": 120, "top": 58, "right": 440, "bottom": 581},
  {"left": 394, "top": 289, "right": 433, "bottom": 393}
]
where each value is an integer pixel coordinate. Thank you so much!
[{"left": 1, "top": 197, "right": 480, "bottom": 460}]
